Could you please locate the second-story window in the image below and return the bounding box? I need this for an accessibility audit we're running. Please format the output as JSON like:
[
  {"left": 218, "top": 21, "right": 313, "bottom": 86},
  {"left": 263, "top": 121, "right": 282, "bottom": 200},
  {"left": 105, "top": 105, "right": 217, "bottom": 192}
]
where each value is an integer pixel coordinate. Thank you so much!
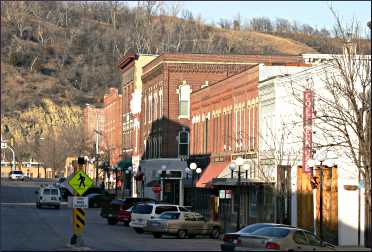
[
  {"left": 178, "top": 82, "right": 191, "bottom": 119},
  {"left": 159, "top": 88, "right": 163, "bottom": 118},
  {"left": 144, "top": 97, "right": 147, "bottom": 125},
  {"left": 154, "top": 92, "right": 158, "bottom": 120},
  {"left": 148, "top": 94, "right": 152, "bottom": 123}
]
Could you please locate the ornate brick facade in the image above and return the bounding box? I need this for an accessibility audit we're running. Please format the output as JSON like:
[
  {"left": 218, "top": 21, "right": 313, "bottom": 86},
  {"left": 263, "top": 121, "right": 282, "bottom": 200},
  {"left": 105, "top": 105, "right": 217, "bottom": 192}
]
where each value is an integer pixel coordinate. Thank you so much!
[
  {"left": 103, "top": 88, "right": 122, "bottom": 166},
  {"left": 83, "top": 104, "right": 104, "bottom": 151},
  {"left": 190, "top": 65, "right": 261, "bottom": 187},
  {"left": 140, "top": 53, "right": 301, "bottom": 160}
]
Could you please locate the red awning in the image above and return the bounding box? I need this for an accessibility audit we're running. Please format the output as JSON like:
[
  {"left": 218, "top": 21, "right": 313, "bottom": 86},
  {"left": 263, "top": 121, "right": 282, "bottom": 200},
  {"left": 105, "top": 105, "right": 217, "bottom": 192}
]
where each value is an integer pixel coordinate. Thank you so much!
[{"left": 196, "top": 162, "right": 228, "bottom": 188}]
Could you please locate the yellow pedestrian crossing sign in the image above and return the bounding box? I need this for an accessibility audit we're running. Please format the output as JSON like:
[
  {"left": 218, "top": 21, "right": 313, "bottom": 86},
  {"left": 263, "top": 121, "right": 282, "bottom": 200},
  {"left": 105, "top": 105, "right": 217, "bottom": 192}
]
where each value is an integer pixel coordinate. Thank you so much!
[{"left": 68, "top": 170, "right": 93, "bottom": 196}]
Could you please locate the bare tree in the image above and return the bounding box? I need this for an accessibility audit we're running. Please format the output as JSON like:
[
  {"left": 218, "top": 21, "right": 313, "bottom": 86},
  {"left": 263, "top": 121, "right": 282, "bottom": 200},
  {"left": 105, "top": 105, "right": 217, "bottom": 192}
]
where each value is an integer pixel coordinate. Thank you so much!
[{"left": 289, "top": 9, "right": 371, "bottom": 245}]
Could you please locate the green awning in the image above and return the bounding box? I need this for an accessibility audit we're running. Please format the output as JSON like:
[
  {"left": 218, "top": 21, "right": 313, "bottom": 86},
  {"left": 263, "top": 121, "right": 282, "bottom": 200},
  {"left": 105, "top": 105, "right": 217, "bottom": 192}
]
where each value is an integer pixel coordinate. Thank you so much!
[{"left": 117, "top": 158, "right": 132, "bottom": 170}]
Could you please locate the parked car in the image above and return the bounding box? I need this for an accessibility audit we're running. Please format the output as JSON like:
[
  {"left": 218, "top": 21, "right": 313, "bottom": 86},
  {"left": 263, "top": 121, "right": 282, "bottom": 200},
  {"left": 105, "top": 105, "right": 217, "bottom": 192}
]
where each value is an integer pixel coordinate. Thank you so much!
[
  {"left": 101, "top": 197, "right": 155, "bottom": 225},
  {"left": 35, "top": 185, "right": 61, "bottom": 209},
  {"left": 222, "top": 223, "right": 294, "bottom": 248},
  {"left": 59, "top": 185, "right": 114, "bottom": 203},
  {"left": 147, "top": 211, "right": 221, "bottom": 239},
  {"left": 129, "top": 203, "right": 191, "bottom": 234},
  {"left": 221, "top": 226, "right": 336, "bottom": 251},
  {"left": 87, "top": 193, "right": 114, "bottom": 208},
  {"left": 55, "top": 177, "right": 66, "bottom": 187},
  {"left": 9, "top": 170, "right": 24, "bottom": 181},
  {"left": 118, "top": 206, "right": 133, "bottom": 226}
]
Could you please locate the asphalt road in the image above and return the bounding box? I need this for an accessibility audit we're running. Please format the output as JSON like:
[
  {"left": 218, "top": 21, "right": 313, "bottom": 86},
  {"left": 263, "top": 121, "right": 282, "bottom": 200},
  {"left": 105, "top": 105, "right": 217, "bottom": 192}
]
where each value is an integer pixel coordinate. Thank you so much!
[{"left": 1, "top": 180, "right": 222, "bottom": 251}]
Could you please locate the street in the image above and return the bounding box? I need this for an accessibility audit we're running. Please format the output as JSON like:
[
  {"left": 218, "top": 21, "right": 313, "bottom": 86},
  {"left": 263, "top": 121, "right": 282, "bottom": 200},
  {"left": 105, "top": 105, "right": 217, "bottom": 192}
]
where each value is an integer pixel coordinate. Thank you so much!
[{"left": 0, "top": 180, "right": 222, "bottom": 251}]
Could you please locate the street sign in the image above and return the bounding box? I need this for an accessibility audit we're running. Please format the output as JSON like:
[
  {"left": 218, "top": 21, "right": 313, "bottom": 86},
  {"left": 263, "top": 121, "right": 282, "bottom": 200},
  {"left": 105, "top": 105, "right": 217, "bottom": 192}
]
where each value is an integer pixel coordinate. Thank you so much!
[
  {"left": 68, "top": 170, "right": 93, "bottom": 196},
  {"left": 72, "top": 197, "right": 89, "bottom": 208}
]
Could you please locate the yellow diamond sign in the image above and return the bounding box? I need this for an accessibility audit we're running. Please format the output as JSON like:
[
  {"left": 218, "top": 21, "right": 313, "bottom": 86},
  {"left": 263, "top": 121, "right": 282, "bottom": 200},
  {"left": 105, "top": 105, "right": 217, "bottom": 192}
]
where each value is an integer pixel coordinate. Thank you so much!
[{"left": 68, "top": 170, "right": 93, "bottom": 196}]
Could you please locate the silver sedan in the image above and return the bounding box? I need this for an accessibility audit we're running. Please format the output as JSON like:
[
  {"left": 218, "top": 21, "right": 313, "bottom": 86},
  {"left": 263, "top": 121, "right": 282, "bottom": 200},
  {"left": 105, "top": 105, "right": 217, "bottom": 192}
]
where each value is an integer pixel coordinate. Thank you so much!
[{"left": 221, "top": 226, "right": 336, "bottom": 251}]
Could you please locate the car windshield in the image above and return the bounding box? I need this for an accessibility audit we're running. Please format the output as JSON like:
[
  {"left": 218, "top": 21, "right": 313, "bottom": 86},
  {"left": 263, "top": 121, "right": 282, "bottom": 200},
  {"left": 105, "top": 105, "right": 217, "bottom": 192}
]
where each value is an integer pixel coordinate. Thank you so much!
[
  {"left": 159, "top": 212, "right": 180, "bottom": 220},
  {"left": 132, "top": 204, "right": 153, "bottom": 214},
  {"left": 239, "top": 224, "right": 272, "bottom": 234},
  {"left": 13, "top": 171, "right": 23, "bottom": 174},
  {"left": 50, "top": 189, "right": 59, "bottom": 195},
  {"left": 251, "top": 227, "right": 290, "bottom": 238}
]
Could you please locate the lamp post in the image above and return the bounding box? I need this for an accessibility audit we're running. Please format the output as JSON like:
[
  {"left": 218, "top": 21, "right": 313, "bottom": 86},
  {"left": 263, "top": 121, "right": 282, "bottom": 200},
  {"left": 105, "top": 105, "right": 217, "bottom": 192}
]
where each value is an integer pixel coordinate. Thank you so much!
[
  {"left": 196, "top": 167, "right": 202, "bottom": 179},
  {"left": 113, "top": 165, "right": 118, "bottom": 196},
  {"left": 235, "top": 157, "right": 244, "bottom": 231},
  {"left": 229, "top": 163, "right": 236, "bottom": 179},
  {"left": 125, "top": 166, "right": 133, "bottom": 197},
  {"left": 190, "top": 163, "right": 197, "bottom": 186},
  {"left": 160, "top": 165, "right": 167, "bottom": 201},
  {"left": 307, "top": 151, "right": 332, "bottom": 242}
]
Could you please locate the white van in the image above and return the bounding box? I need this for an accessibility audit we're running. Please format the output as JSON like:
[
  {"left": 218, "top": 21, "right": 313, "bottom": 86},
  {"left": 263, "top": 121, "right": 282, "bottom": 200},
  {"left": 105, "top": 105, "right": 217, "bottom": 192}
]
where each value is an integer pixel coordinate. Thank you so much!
[
  {"left": 35, "top": 185, "right": 61, "bottom": 209},
  {"left": 9, "top": 170, "right": 24, "bottom": 180},
  {"left": 129, "top": 203, "right": 190, "bottom": 233}
]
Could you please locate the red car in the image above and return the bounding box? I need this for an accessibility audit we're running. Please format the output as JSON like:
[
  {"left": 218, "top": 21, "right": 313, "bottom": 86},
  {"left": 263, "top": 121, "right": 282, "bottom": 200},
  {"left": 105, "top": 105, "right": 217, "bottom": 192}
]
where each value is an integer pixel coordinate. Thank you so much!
[{"left": 118, "top": 206, "right": 133, "bottom": 226}]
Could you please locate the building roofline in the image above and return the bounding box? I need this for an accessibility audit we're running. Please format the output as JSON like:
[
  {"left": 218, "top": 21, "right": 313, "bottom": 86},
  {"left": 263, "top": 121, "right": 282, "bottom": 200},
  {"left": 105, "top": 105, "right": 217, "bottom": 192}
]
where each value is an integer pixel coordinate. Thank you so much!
[
  {"left": 191, "top": 64, "right": 259, "bottom": 96},
  {"left": 142, "top": 53, "right": 304, "bottom": 75}
]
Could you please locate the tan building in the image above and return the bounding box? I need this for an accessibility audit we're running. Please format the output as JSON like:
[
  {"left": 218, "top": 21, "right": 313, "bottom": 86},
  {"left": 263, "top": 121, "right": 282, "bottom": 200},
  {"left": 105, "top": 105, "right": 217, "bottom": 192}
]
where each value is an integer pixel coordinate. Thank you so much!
[{"left": 1, "top": 161, "right": 52, "bottom": 179}]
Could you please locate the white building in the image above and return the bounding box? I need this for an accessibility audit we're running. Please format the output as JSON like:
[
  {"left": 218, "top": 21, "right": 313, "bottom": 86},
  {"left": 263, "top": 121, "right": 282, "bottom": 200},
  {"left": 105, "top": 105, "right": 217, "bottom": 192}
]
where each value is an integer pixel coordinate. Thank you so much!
[{"left": 259, "top": 56, "right": 369, "bottom": 246}]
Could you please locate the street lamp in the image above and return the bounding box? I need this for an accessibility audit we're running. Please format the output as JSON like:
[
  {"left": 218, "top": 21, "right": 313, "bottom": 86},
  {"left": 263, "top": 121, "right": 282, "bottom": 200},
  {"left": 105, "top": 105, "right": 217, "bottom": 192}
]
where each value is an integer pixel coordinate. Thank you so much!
[
  {"left": 190, "top": 162, "right": 197, "bottom": 185},
  {"left": 229, "top": 163, "right": 236, "bottom": 178},
  {"left": 125, "top": 166, "right": 133, "bottom": 197},
  {"left": 235, "top": 157, "right": 244, "bottom": 231},
  {"left": 113, "top": 164, "right": 119, "bottom": 196},
  {"left": 159, "top": 165, "right": 167, "bottom": 201},
  {"left": 184, "top": 167, "right": 191, "bottom": 179},
  {"left": 307, "top": 151, "right": 333, "bottom": 242},
  {"left": 196, "top": 167, "right": 202, "bottom": 179}
]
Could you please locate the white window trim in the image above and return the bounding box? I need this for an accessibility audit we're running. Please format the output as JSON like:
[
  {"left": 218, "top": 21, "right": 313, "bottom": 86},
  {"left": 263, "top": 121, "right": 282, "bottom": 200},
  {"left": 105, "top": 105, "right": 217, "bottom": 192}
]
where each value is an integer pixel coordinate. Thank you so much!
[
  {"left": 159, "top": 88, "right": 163, "bottom": 118},
  {"left": 252, "top": 103, "right": 255, "bottom": 149},
  {"left": 144, "top": 97, "right": 147, "bottom": 125},
  {"left": 248, "top": 105, "right": 251, "bottom": 150},
  {"left": 177, "top": 82, "right": 191, "bottom": 120},
  {"left": 154, "top": 92, "right": 158, "bottom": 120},
  {"left": 148, "top": 94, "right": 152, "bottom": 123}
]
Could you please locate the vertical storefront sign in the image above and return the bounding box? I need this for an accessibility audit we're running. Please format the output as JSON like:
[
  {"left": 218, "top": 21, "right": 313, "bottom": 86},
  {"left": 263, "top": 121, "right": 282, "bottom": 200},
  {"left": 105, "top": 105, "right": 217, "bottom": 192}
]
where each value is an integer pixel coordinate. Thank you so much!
[{"left": 303, "top": 89, "right": 313, "bottom": 173}]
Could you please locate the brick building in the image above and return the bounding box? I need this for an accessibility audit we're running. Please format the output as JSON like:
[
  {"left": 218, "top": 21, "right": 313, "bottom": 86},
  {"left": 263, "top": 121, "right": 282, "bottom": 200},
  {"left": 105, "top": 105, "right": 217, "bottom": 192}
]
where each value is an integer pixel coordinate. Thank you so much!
[
  {"left": 117, "top": 53, "right": 157, "bottom": 197},
  {"left": 191, "top": 65, "right": 260, "bottom": 187},
  {"left": 189, "top": 62, "right": 311, "bottom": 229},
  {"left": 83, "top": 104, "right": 104, "bottom": 151},
  {"left": 140, "top": 53, "right": 304, "bottom": 160},
  {"left": 103, "top": 88, "right": 122, "bottom": 166}
]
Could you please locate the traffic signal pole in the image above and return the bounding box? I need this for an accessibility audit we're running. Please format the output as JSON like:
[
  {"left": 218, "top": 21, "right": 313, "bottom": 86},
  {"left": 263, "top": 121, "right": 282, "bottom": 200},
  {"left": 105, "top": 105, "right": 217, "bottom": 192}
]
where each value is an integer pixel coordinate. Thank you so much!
[{"left": 70, "top": 157, "right": 86, "bottom": 247}]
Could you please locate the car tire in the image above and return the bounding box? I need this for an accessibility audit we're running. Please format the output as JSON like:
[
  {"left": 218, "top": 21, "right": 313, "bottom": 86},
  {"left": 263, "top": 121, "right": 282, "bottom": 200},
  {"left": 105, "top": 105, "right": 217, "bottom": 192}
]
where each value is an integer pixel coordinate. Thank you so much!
[
  {"left": 123, "top": 221, "right": 130, "bottom": 227},
  {"left": 177, "top": 230, "right": 187, "bottom": 239},
  {"left": 108, "top": 218, "right": 118, "bottom": 225},
  {"left": 134, "top": 228, "right": 144, "bottom": 234},
  {"left": 210, "top": 227, "right": 220, "bottom": 239},
  {"left": 55, "top": 205, "right": 60, "bottom": 209},
  {"left": 153, "top": 233, "right": 162, "bottom": 238},
  {"left": 36, "top": 203, "right": 40, "bottom": 208}
]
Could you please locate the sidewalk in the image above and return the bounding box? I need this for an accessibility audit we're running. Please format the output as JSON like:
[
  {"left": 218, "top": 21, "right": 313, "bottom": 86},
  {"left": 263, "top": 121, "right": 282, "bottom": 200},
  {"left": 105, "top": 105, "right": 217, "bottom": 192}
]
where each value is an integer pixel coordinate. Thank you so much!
[{"left": 336, "top": 246, "right": 370, "bottom": 251}]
